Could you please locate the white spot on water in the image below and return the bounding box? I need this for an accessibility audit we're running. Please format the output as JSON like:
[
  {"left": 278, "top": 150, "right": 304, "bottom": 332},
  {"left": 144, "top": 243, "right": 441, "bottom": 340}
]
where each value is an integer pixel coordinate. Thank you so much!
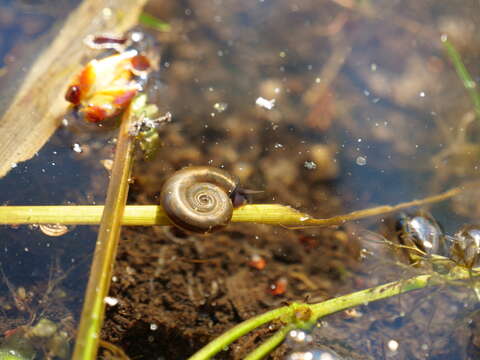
[
  {"left": 256, "top": 97, "right": 276, "bottom": 110},
  {"left": 304, "top": 161, "right": 317, "bottom": 170},
  {"left": 387, "top": 339, "right": 399, "bottom": 352},
  {"left": 104, "top": 297, "right": 118, "bottom": 306},
  {"left": 356, "top": 156, "right": 367, "bottom": 166},
  {"left": 213, "top": 102, "right": 228, "bottom": 113}
]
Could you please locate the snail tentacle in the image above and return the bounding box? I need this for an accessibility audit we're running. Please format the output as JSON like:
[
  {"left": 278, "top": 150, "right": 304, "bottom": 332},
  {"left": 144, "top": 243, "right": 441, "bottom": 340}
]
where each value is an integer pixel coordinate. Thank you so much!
[{"left": 160, "top": 166, "right": 238, "bottom": 233}]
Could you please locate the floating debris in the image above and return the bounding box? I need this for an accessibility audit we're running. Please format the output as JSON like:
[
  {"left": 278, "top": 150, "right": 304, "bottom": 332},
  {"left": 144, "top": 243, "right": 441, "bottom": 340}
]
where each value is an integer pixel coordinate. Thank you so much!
[
  {"left": 104, "top": 297, "right": 119, "bottom": 306},
  {"left": 71, "top": 143, "right": 82, "bottom": 153},
  {"left": 304, "top": 161, "right": 317, "bottom": 170},
  {"left": 387, "top": 339, "right": 399, "bottom": 352},
  {"left": 269, "top": 277, "right": 288, "bottom": 296},
  {"left": 29, "top": 319, "right": 58, "bottom": 338},
  {"left": 255, "top": 96, "right": 276, "bottom": 110},
  {"left": 343, "top": 308, "right": 363, "bottom": 319},
  {"left": 101, "top": 159, "right": 114, "bottom": 172},
  {"left": 213, "top": 102, "right": 228, "bottom": 113},
  {"left": 355, "top": 156, "right": 367, "bottom": 166},
  {"left": 248, "top": 254, "right": 266, "bottom": 270},
  {"left": 83, "top": 33, "right": 127, "bottom": 52}
]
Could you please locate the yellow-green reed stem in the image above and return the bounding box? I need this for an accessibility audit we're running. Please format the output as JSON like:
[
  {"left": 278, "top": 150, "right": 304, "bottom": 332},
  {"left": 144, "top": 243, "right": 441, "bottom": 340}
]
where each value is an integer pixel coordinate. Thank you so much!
[
  {"left": 72, "top": 96, "right": 145, "bottom": 360},
  {"left": 441, "top": 36, "right": 480, "bottom": 118},
  {"left": 191, "top": 267, "right": 475, "bottom": 360},
  {"left": 0, "top": 183, "right": 467, "bottom": 227}
]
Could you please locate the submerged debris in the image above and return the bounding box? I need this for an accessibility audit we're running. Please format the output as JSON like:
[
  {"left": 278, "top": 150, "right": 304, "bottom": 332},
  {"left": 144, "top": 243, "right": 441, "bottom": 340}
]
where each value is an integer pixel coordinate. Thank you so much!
[
  {"left": 65, "top": 31, "right": 160, "bottom": 123},
  {"left": 255, "top": 96, "right": 276, "bottom": 110}
]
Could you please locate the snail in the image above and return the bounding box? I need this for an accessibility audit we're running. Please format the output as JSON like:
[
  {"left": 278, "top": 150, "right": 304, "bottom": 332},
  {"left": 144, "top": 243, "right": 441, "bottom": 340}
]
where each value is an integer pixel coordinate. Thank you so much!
[
  {"left": 392, "top": 211, "right": 447, "bottom": 263},
  {"left": 449, "top": 225, "right": 480, "bottom": 268},
  {"left": 160, "top": 166, "right": 245, "bottom": 234}
]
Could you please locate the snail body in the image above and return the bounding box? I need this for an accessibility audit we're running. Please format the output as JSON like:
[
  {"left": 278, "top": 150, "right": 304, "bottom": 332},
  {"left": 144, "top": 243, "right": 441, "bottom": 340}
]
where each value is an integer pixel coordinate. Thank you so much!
[
  {"left": 160, "top": 166, "right": 239, "bottom": 233},
  {"left": 393, "top": 211, "right": 447, "bottom": 263},
  {"left": 450, "top": 225, "right": 480, "bottom": 268}
]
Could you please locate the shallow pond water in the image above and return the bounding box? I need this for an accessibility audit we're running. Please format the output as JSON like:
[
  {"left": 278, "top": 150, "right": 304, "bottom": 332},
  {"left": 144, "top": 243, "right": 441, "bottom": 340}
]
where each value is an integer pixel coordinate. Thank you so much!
[{"left": 2, "top": 0, "right": 480, "bottom": 359}]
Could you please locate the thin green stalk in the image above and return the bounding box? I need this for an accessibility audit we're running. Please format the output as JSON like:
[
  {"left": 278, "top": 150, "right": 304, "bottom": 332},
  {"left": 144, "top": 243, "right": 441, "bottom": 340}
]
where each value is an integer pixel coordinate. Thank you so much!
[
  {"left": 189, "top": 267, "right": 477, "bottom": 360},
  {"left": 72, "top": 96, "right": 145, "bottom": 360},
  {"left": 0, "top": 183, "right": 466, "bottom": 227},
  {"left": 139, "top": 12, "right": 171, "bottom": 32},
  {"left": 243, "top": 324, "right": 297, "bottom": 360},
  {"left": 441, "top": 36, "right": 480, "bottom": 118},
  {"left": 187, "top": 305, "right": 298, "bottom": 360}
]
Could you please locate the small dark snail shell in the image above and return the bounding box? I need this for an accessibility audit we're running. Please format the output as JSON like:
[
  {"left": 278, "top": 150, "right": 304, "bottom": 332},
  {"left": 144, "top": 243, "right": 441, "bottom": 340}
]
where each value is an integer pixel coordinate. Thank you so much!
[{"left": 160, "top": 166, "right": 239, "bottom": 234}]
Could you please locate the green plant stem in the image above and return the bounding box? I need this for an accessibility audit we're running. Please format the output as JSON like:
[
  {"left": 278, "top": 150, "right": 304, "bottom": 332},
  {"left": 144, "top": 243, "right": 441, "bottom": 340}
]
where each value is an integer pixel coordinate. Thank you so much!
[
  {"left": 442, "top": 37, "right": 480, "bottom": 118},
  {"left": 243, "top": 324, "right": 297, "bottom": 360},
  {"left": 0, "top": 183, "right": 466, "bottom": 227},
  {"left": 72, "top": 97, "right": 143, "bottom": 360},
  {"left": 189, "top": 267, "right": 476, "bottom": 360},
  {"left": 188, "top": 305, "right": 298, "bottom": 360},
  {"left": 139, "top": 12, "right": 171, "bottom": 31}
]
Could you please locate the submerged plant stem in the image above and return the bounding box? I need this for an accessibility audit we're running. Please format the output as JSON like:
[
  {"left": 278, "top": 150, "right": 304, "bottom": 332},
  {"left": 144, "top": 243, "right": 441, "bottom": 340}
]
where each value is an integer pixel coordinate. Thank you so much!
[
  {"left": 442, "top": 37, "right": 480, "bottom": 118},
  {"left": 72, "top": 97, "right": 142, "bottom": 360},
  {"left": 243, "top": 324, "right": 297, "bottom": 360},
  {"left": 190, "top": 267, "right": 476, "bottom": 360},
  {"left": 187, "top": 305, "right": 296, "bottom": 360},
  {"left": 0, "top": 183, "right": 467, "bottom": 227}
]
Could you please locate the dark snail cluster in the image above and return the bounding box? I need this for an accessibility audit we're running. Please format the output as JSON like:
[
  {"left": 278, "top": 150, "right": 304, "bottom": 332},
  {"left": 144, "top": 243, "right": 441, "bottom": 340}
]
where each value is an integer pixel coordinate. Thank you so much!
[
  {"left": 394, "top": 211, "right": 480, "bottom": 268},
  {"left": 160, "top": 166, "right": 247, "bottom": 234}
]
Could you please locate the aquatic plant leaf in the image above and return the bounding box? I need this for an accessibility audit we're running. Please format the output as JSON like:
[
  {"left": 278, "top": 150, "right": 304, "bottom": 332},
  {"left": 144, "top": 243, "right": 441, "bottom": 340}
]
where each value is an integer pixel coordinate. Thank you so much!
[{"left": 0, "top": 0, "right": 148, "bottom": 178}]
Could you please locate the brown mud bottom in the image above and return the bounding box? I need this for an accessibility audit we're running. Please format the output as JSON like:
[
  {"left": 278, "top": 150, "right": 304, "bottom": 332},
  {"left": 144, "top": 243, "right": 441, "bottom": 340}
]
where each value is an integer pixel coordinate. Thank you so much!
[{"left": 102, "top": 222, "right": 359, "bottom": 359}]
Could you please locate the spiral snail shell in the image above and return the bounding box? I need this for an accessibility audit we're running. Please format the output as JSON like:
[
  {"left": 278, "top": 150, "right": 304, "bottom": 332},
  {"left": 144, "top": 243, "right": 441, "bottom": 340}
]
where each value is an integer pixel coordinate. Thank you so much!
[{"left": 160, "top": 166, "right": 239, "bottom": 233}]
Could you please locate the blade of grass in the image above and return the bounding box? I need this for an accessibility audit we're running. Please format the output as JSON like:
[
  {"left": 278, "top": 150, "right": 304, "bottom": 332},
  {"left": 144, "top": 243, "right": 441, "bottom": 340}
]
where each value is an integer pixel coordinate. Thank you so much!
[
  {"left": 0, "top": 182, "right": 467, "bottom": 226},
  {"left": 441, "top": 36, "right": 480, "bottom": 118},
  {"left": 72, "top": 96, "right": 145, "bottom": 360},
  {"left": 139, "top": 12, "right": 171, "bottom": 32}
]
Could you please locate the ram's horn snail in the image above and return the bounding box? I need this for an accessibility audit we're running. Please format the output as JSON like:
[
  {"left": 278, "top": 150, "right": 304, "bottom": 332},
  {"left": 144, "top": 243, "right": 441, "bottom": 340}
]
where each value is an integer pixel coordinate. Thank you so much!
[{"left": 160, "top": 166, "right": 241, "bottom": 233}]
